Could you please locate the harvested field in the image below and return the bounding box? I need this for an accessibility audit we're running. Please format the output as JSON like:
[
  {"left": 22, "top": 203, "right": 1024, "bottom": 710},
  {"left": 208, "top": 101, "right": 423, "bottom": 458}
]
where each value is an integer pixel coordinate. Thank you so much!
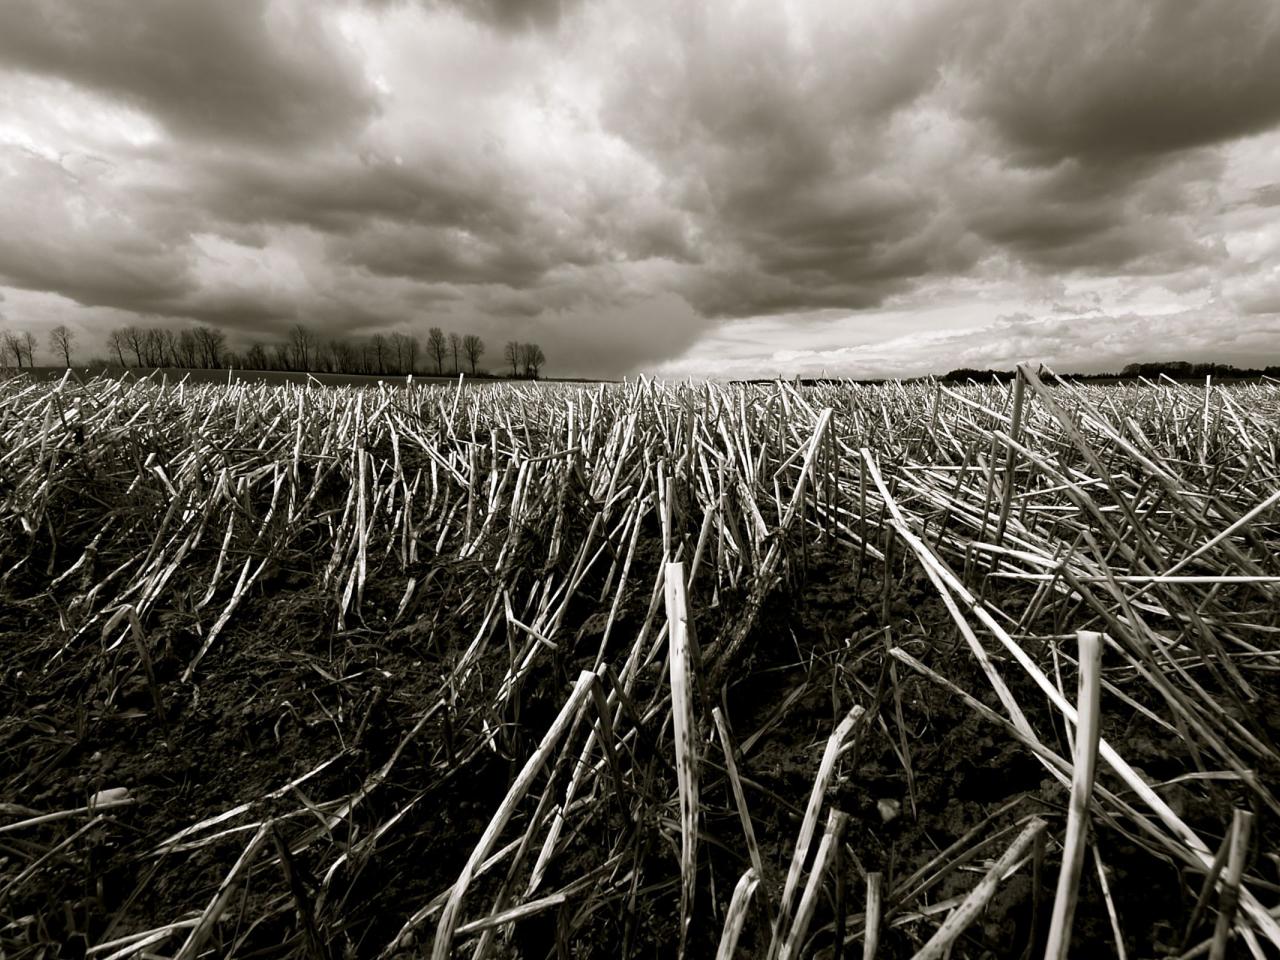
[
  {"left": 2, "top": 368, "right": 1279, "bottom": 959},
  {"left": 17, "top": 367, "right": 476, "bottom": 388}
]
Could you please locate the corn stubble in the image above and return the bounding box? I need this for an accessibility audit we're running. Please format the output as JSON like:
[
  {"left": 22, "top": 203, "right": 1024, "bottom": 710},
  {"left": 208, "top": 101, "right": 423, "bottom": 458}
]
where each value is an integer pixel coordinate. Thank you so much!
[{"left": 1, "top": 367, "right": 1279, "bottom": 958}]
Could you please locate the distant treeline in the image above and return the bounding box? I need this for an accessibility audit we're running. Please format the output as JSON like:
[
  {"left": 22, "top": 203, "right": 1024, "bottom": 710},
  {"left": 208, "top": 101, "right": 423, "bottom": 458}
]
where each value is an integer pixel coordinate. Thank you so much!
[
  {"left": 940, "top": 361, "right": 1280, "bottom": 383},
  {"left": 741, "top": 360, "right": 1280, "bottom": 387},
  {"left": 0, "top": 322, "right": 550, "bottom": 379}
]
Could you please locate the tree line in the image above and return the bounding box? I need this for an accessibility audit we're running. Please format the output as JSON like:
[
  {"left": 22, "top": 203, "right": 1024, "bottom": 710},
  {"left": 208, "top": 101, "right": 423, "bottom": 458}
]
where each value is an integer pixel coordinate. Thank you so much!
[
  {"left": 0, "top": 322, "right": 551, "bottom": 379},
  {"left": 1, "top": 329, "right": 38, "bottom": 367},
  {"left": 940, "top": 361, "right": 1280, "bottom": 383},
  {"left": 1, "top": 324, "right": 78, "bottom": 368}
]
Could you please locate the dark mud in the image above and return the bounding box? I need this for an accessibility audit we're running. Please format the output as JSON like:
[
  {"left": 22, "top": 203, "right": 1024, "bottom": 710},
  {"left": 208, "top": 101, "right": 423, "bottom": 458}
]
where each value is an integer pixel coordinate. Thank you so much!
[{"left": 2, "top": 542, "right": 1276, "bottom": 958}]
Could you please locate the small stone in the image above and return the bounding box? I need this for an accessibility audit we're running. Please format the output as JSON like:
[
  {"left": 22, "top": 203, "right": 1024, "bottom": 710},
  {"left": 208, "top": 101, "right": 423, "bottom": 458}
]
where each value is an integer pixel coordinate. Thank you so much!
[
  {"left": 89, "top": 787, "right": 131, "bottom": 809},
  {"left": 877, "top": 798, "right": 901, "bottom": 823}
]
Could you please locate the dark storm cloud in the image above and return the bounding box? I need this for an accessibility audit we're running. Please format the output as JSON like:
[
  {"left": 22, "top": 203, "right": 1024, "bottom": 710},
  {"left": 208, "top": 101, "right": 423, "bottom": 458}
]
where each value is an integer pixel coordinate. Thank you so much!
[
  {"left": 960, "top": 155, "right": 1222, "bottom": 274},
  {"left": 338, "top": 223, "right": 559, "bottom": 286},
  {"left": 0, "top": 0, "right": 376, "bottom": 147},
  {"left": 1231, "top": 272, "right": 1280, "bottom": 316},
  {"left": 0, "top": 148, "right": 196, "bottom": 313},
  {"left": 1240, "top": 290, "right": 1280, "bottom": 316},
  {"left": 736, "top": 183, "right": 978, "bottom": 298},
  {"left": 2, "top": 0, "right": 1279, "bottom": 376},
  {"left": 170, "top": 292, "right": 298, "bottom": 329},
  {"left": 594, "top": 0, "right": 1280, "bottom": 321},
  {"left": 595, "top": 2, "right": 972, "bottom": 318},
  {"left": 183, "top": 149, "right": 663, "bottom": 290},
  {"left": 1242, "top": 184, "right": 1280, "bottom": 209},
  {"left": 432, "top": 0, "right": 578, "bottom": 32},
  {"left": 187, "top": 152, "right": 519, "bottom": 235},
  {"left": 933, "top": 0, "right": 1280, "bottom": 285},
  {"left": 956, "top": 0, "right": 1280, "bottom": 163},
  {"left": 363, "top": 0, "right": 580, "bottom": 32}
]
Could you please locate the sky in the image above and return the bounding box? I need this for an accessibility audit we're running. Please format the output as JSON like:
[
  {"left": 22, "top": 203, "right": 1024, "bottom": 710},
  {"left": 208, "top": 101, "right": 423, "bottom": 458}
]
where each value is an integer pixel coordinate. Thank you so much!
[{"left": 1, "top": 0, "right": 1279, "bottom": 379}]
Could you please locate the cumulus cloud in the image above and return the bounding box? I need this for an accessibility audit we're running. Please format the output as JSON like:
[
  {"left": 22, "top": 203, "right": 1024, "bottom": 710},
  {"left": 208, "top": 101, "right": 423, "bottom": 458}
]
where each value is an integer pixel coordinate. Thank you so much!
[
  {"left": 588, "top": 0, "right": 1278, "bottom": 331},
  {"left": 0, "top": 0, "right": 1278, "bottom": 376},
  {"left": 953, "top": 0, "right": 1280, "bottom": 162},
  {"left": 0, "top": 0, "right": 377, "bottom": 148},
  {"left": 363, "top": 0, "right": 584, "bottom": 33},
  {"left": 657, "top": 304, "right": 1280, "bottom": 381},
  {"left": 0, "top": 146, "right": 195, "bottom": 313}
]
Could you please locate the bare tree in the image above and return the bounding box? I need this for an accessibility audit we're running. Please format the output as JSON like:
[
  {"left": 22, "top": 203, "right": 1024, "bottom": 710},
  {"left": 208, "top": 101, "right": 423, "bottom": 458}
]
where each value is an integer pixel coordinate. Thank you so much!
[
  {"left": 448, "top": 332, "right": 461, "bottom": 374},
  {"left": 159, "top": 329, "right": 179, "bottom": 366},
  {"left": 48, "top": 324, "right": 75, "bottom": 367},
  {"left": 427, "top": 327, "right": 447, "bottom": 375},
  {"left": 289, "top": 323, "right": 318, "bottom": 370},
  {"left": 2, "top": 330, "right": 29, "bottom": 367},
  {"left": 462, "top": 334, "right": 485, "bottom": 375},
  {"left": 315, "top": 340, "right": 334, "bottom": 373},
  {"left": 519, "top": 342, "right": 545, "bottom": 379},
  {"left": 19, "top": 331, "right": 36, "bottom": 368},
  {"left": 193, "top": 325, "right": 225, "bottom": 367},
  {"left": 121, "top": 326, "right": 145, "bottom": 366},
  {"left": 504, "top": 340, "right": 520, "bottom": 377},
  {"left": 244, "top": 343, "right": 269, "bottom": 370},
  {"left": 177, "top": 329, "right": 199, "bottom": 368},
  {"left": 389, "top": 332, "right": 414, "bottom": 375},
  {"left": 327, "top": 339, "right": 357, "bottom": 374},
  {"left": 2, "top": 331, "right": 22, "bottom": 367},
  {"left": 144, "top": 328, "right": 166, "bottom": 366},
  {"left": 107, "top": 329, "right": 128, "bottom": 366}
]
